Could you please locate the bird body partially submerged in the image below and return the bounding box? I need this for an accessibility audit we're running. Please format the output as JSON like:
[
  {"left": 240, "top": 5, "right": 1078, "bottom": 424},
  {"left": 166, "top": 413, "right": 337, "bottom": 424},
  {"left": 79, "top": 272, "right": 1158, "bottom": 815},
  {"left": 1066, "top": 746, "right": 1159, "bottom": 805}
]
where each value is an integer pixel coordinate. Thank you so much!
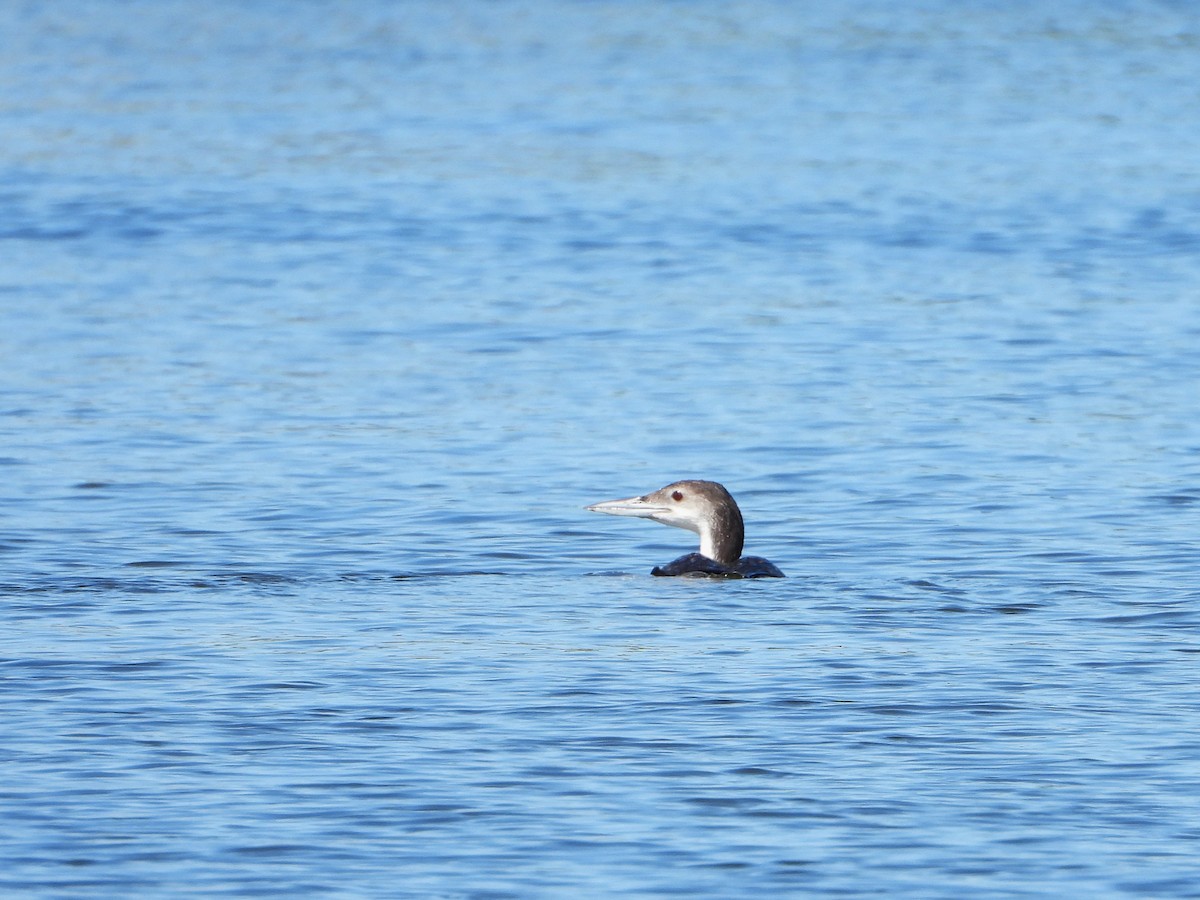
[{"left": 586, "top": 480, "right": 784, "bottom": 578}]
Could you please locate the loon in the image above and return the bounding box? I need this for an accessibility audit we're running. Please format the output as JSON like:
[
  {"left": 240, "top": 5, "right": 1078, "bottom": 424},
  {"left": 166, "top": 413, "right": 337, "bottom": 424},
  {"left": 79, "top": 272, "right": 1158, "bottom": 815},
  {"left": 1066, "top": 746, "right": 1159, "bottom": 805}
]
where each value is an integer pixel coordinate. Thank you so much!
[{"left": 586, "top": 480, "right": 784, "bottom": 578}]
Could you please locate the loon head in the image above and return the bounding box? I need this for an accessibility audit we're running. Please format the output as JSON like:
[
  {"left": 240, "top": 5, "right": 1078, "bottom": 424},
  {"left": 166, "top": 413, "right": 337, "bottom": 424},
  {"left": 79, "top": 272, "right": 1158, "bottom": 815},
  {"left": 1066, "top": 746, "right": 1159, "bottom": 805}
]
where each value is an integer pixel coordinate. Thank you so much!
[{"left": 585, "top": 479, "right": 745, "bottom": 565}]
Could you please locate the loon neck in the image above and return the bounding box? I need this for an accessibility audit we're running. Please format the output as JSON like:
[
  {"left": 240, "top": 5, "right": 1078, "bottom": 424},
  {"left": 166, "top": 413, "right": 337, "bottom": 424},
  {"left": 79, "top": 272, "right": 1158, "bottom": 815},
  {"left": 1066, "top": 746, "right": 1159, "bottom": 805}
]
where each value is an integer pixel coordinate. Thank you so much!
[{"left": 698, "top": 497, "right": 744, "bottom": 564}]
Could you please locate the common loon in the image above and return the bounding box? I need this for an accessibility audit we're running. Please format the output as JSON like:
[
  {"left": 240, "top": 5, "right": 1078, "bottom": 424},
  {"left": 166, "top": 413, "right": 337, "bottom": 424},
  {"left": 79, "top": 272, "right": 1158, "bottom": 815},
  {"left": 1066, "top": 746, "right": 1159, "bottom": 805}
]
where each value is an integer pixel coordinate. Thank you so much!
[{"left": 586, "top": 480, "right": 784, "bottom": 578}]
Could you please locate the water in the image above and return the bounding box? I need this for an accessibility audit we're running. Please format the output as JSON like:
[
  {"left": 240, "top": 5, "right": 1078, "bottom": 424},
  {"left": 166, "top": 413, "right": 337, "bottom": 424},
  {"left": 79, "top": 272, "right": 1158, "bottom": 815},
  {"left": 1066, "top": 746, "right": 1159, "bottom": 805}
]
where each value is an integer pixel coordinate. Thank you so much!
[{"left": 4, "top": 1, "right": 1200, "bottom": 896}]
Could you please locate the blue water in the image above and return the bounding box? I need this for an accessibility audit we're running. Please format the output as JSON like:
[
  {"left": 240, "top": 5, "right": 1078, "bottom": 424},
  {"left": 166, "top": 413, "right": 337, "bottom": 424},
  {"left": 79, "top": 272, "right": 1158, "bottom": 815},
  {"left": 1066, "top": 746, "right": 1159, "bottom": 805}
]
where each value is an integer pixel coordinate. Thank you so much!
[{"left": 4, "top": 1, "right": 1200, "bottom": 896}]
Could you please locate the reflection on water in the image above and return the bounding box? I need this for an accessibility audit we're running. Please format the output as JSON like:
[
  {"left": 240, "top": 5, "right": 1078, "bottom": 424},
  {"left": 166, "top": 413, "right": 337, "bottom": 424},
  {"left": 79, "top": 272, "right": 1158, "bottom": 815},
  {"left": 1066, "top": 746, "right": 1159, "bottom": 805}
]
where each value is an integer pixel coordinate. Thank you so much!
[{"left": 3, "top": 1, "right": 1200, "bottom": 896}]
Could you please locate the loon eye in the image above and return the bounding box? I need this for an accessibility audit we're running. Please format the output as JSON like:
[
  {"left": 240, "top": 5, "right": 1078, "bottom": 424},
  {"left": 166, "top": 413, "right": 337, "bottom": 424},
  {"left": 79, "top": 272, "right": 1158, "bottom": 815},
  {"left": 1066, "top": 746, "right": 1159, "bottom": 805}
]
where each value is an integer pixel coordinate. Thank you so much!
[{"left": 672, "top": 490, "right": 684, "bottom": 501}]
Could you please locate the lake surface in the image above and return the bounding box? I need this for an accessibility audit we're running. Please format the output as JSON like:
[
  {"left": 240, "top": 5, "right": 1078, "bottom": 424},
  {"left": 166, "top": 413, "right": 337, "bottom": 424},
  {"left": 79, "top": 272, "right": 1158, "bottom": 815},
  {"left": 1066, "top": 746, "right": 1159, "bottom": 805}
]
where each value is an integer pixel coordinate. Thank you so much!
[{"left": 4, "top": 1, "right": 1200, "bottom": 896}]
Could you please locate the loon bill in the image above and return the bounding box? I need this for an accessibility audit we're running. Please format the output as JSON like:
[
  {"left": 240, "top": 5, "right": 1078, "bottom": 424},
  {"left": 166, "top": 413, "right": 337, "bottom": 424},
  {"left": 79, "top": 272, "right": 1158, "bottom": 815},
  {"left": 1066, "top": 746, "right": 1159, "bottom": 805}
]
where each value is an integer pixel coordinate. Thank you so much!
[{"left": 585, "top": 479, "right": 784, "bottom": 578}]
